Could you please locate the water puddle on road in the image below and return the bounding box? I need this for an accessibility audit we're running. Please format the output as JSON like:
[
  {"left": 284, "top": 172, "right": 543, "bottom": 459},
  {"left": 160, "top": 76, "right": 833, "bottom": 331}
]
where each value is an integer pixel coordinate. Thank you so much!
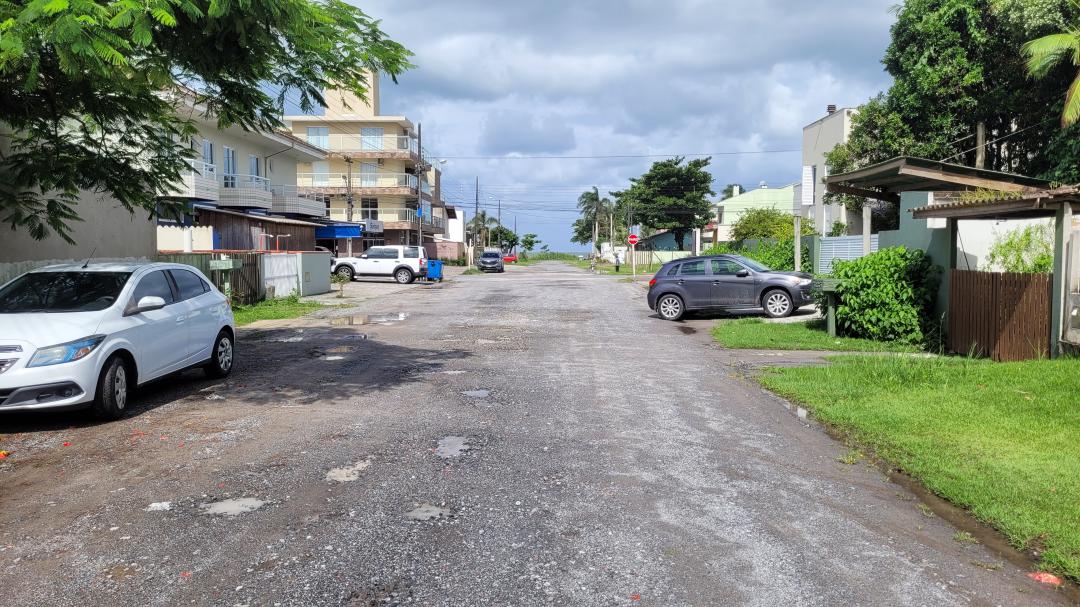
[
  {"left": 461, "top": 390, "right": 490, "bottom": 399},
  {"left": 678, "top": 326, "right": 697, "bottom": 335},
  {"left": 435, "top": 436, "right": 472, "bottom": 459},
  {"left": 331, "top": 313, "right": 408, "bottom": 327},
  {"left": 200, "top": 497, "right": 265, "bottom": 516},
  {"left": 405, "top": 503, "right": 451, "bottom": 521},
  {"left": 326, "top": 458, "right": 372, "bottom": 482}
]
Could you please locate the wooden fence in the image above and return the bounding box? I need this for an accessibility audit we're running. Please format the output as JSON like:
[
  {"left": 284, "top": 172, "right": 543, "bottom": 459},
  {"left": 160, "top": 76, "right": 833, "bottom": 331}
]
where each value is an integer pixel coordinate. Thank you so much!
[
  {"left": 948, "top": 270, "right": 1052, "bottom": 362},
  {"left": 156, "top": 252, "right": 263, "bottom": 305}
]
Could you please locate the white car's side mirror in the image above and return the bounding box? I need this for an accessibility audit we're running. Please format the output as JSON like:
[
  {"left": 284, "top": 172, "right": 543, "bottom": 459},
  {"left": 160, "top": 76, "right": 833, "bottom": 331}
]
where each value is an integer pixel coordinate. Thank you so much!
[{"left": 134, "top": 296, "right": 166, "bottom": 313}]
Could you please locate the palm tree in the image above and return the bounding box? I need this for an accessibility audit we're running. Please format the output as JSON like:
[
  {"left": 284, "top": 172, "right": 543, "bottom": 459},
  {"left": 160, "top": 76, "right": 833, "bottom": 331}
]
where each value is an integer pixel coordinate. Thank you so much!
[
  {"left": 577, "top": 188, "right": 613, "bottom": 256},
  {"left": 466, "top": 210, "right": 499, "bottom": 247},
  {"left": 1023, "top": 15, "right": 1080, "bottom": 127}
]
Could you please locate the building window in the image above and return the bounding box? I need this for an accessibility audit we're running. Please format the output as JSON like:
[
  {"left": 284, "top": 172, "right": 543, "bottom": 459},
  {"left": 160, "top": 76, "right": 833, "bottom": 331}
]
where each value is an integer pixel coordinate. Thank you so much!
[
  {"left": 222, "top": 147, "right": 237, "bottom": 187},
  {"left": 360, "top": 197, "right": 378, "bottom": 220},
  {"left": 361, "top": 127, "right": 384, "bottom": 151},
  {"left": 249, "top": 154, "right": 260, "bottom": 177},
  {"left": 202, "top": 139, "right": 214, "bottom": 165},
  {"left": 307, "top": 127, "right": 329, "bottom": 148}
]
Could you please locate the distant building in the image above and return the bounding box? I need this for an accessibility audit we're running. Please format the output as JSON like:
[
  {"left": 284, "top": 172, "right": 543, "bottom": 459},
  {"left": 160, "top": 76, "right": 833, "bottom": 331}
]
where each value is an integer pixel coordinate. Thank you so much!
[
  {"left": 801, "top": 105, "right": 859, "bottom": 234},
  {"left": 714, "top": 183, "right": 797, "bottom": 242}
]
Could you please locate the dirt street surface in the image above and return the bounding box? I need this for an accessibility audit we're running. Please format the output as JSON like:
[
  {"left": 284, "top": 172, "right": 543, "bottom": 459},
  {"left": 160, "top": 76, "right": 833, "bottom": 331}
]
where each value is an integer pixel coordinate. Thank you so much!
[{"left": 0, "top": 263, "right": 1069, "bottom": 606}]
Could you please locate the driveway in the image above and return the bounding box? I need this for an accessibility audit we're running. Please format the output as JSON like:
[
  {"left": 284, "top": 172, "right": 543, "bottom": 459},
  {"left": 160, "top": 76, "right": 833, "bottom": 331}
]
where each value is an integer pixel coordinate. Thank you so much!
[{"left": 0, "top": 262, "right": 1068, "bottom": 606}]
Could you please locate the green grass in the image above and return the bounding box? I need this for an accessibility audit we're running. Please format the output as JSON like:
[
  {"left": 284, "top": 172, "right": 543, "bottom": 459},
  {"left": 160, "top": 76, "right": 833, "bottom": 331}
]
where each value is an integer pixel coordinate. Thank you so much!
[
  {"left": 232, "top": 295, "right": 323, "bottom": 326},
  {"left": 762, "top": 355, "right": 1080, "bottom": 581},
  {"left": 462, "top": 268, "right": 484, "bottom": 276},
  {"left": 712, "top": 318, "right": 921, "bottom": 352}
]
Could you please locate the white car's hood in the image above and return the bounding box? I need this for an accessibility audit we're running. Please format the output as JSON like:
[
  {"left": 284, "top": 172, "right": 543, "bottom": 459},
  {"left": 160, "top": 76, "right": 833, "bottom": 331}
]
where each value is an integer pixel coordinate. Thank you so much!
[{"left": 0, "top": 312, "right": 107, "bottom": 349}]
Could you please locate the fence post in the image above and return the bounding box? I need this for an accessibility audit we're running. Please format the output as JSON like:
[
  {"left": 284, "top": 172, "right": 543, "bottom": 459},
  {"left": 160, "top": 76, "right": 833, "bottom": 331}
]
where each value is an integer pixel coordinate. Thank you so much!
[{"left": 862, "top": 206, "right": 872, "bottom": 254}]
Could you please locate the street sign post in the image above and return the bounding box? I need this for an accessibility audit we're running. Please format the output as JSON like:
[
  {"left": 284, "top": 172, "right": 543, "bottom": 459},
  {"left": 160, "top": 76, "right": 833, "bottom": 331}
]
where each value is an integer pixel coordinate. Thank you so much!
[{"left": 627, "top": 234, "right": 639, "bottom": 278}]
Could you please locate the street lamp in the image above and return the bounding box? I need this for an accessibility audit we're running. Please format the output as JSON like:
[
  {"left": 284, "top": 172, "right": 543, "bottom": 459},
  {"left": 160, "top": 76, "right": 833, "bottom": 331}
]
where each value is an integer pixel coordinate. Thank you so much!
[{"left": 273, "top": 234, "right": 292, "bottom": 252}]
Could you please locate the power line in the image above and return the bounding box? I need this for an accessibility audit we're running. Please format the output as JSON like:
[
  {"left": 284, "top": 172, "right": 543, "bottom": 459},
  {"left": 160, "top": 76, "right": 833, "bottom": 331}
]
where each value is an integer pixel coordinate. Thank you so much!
[{"left": 437, "top": 149, "right": 800, "bottom": 160}]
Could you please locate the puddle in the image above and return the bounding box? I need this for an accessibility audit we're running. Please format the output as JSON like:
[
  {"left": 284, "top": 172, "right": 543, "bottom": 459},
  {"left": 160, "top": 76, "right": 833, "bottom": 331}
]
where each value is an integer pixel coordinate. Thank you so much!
[
  {"left": 331, "top": 313, "right": 408, "bottom": 327},
  {"left": 405, "top": 503, "right": 451, "bottom": 521},
  {"left": 439, "top": 370, "right": 467, "bottom": 375},
  {"left": 322, "top": 356, "right": 345, "bottom": 361},
  {"left": 326, "top": 459, "right": 372, "bottom": 482},
  {"left": 200, "top": 497, "right": 265, "bottom": 516},
  {"left": 678, "top": 326, "right": 697, "bottom": 335},
  {"left": 144, "top": 502, "right": 172, "bottom": 512},
  {"left": 338, "top": 334, "right": 368, "bottom": 340},
  {"left": 326, "top": 346, "right": 356, "bottom": 353},
  {"left": 461, "top": 390, "right": 490, "bottom": 399},
  {"left": 435, "top": 436, "right": 472, "bottom": 459}
]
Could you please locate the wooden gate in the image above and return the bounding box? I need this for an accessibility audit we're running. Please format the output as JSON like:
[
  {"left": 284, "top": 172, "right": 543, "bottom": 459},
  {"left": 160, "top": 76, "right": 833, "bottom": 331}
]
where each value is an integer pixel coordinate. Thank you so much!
[
  {"left": 948, "top": 270, "right": 1052, "bottom": 361},
  {"left": 156, "top": 252, "right": 263, "bottom": 305}
]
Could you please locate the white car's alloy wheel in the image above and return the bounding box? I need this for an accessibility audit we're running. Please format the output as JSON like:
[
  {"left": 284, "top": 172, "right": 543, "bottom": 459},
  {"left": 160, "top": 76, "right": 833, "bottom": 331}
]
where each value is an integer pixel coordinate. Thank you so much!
[
  {"left": 114, "top": 366, "right": 127, "bottom": 410},
  {"left": 217, "top": 337, "right": 233, "bottom": 372}
]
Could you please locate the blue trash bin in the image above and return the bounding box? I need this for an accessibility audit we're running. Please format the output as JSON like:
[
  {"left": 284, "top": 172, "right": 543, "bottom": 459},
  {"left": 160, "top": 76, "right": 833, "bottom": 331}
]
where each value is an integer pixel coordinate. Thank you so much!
[{"left": 427, "top": 259, "right": 444, "bottom": 282}]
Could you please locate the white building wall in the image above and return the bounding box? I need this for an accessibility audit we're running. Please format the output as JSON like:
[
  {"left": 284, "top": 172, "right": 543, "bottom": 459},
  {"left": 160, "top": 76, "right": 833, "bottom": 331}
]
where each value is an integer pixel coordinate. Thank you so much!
[{"left": 802, "top": 108, "right": 856, "bottom": 231}]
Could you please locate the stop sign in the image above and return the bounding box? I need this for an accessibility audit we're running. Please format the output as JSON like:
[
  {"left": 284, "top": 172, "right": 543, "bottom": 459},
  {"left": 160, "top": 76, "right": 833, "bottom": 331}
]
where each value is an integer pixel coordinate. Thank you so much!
[{"left": 627, "top": 234, "right": 640, "bottom": 246}]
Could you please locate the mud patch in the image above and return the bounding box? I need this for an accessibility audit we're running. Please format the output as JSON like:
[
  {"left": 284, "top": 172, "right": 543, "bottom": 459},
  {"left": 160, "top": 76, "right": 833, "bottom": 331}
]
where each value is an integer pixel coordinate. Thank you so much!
[
  {"left": 435, "top": 436, "right": 472, "bottom": 459},
  {"left": 404, "top": 503, "right": 451, "bottom": 521},
  {"left": 326, "top": 458, "right": 372, "bottom": 482},
  {"left": 200, "top": 497, "right": 265, "bottom": 516},
  {"left": 105, "top": 564, "right": 138, "bottom": 581},
  {"left": 678, "top": 326, "right": 697, "bottom": 335}
]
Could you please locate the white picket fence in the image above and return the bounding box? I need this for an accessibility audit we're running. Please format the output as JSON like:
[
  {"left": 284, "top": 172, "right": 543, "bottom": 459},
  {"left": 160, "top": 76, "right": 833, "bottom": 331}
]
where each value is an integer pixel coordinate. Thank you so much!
[{"left": 620, "top": 250, "right": 694, "bottom": 267}]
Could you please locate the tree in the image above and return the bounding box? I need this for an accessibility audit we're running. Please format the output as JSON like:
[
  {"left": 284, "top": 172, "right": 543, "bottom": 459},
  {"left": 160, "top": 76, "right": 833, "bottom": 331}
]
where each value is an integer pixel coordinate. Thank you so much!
[
  {"left": 0, "top": 0, "right": 412, "bottom": 242},
  {"left": 987, "top": 223, "right": 1054, "bottom": 272},
  {"left": 730, "top": 208, "right": 815, "bottom": 242},
  {"left": 520, "top": 233, "right": 540, "bottom": 253},
  {"left": 613, "top": 157, "right": 715, "bottom": 251},
  {"left": 1022, "top": 6, "right": 1080, "bottom": 126},
  {"left": 575, "top": 189, "right": 612, "bottom": 254},
  {"left": 466, "top": 211, "right": 499, "bottom": 247},
  {"left": 489, "top": 226, "right": 519, "bottom": 252},
  {"left": 570, "top": 217, "right": 594, "bottom": 246},
  {"left": 826, "top": 0, "right": 1080, "bottom": 225}
]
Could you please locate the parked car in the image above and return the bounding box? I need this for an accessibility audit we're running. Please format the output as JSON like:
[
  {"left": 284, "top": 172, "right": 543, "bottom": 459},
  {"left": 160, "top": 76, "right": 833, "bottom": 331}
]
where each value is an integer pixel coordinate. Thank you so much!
[
  {"left": 502, "top": 253, "right": 518, "bottom": 264},
  {"left": 647, "top": 254, "right": 813, "bottom": 321},
  {"left": 0, "top": 262, "right": 235, "bottom": 420},
  {"left": 477, "top": 251, "right": 505, "bottom": 273},
  {"left": 332, "top": 246, "right": 427, "bottom": 284}
]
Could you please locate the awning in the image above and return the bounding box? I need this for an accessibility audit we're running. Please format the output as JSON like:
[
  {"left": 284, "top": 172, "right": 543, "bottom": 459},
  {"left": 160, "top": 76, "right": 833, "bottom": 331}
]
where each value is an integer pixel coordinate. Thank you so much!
[
  {"left": 825, "top": 156, "right": 1051, "bottom": 202},
  {"left": 315, "top": 224, "right": 363, "bottom": 239},
  {"left": 910, "top": 187, "right": 1080, "bottom": 220}
]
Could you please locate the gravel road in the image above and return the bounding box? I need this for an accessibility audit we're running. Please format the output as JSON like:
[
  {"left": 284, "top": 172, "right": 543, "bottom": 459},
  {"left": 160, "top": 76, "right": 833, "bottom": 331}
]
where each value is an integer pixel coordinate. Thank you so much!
[{"left": 0, "top": 262, "right": 1069, "bottom": 606}]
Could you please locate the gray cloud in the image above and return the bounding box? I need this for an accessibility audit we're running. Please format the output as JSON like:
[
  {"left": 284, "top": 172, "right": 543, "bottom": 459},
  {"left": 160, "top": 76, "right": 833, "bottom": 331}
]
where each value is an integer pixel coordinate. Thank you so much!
[{"left": 350, "top": 0, "right": 896, "bottom": 250}]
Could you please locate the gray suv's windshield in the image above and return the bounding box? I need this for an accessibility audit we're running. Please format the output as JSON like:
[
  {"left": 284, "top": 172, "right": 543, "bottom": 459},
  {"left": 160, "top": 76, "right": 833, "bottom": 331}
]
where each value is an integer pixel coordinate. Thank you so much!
[
  {"left": 731, "top": 255, "right": 772, "bottom": 273},
  {"left": 481, "top": 252, "right": 501, "bottom": 259},
  {"left": 0, "top": 272, "right": 132, "bottom": 313}
]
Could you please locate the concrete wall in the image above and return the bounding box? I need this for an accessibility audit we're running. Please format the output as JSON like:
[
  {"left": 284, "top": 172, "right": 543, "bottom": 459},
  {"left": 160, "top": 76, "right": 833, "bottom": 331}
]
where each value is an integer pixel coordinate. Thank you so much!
[
  {"left": 157, "top": 226, "right": 214, "bottom": 252},
  {"left": 802, "top": 108, "right": 856, "bottom": 230},
  {"left": 878, "top": 192, "right": 955, "bottom": 320},
  {"left": 0, "top": 192, "right": 157, "bottom": 263}
]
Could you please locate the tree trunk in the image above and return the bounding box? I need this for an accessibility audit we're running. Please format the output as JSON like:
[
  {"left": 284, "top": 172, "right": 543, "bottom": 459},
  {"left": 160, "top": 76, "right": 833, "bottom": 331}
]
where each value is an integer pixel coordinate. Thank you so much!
[{"left": 673, "top": 228, "right": 686, "bottom": 251}]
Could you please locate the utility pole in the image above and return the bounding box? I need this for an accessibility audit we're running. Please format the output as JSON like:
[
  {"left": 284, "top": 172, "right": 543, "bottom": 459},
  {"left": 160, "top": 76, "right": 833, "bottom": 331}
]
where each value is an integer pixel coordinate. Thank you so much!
[
  {"left": 416, "top": 123, "right": 424, "bottom": 248},
  {"left": 344, "top": 157, "right": 354, "bottom": 257},
  {"left": 497, "top": 198, "right": 501, "bottom": 228},
  {"left": 513, "top": 215, "right": 517, "bottom": 254},
  {"left": 975, "top": 122, "right": 987, "bottom": 169},
  {"left": 592, "top": 186, "right": 599, "bottom": 259}
]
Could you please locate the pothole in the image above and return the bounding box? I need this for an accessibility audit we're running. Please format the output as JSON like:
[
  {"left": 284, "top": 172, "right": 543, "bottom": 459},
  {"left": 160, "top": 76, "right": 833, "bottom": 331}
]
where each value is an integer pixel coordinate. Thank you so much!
[
  {"left": 404, "top": 503, "right": 451, "bottom": 521},
  {"left": 326, "top": 458, "right": 372, "bottom": 482},
  {"left": 200, "top": 497, "right": 265, "bottom": 516},
  {"left": 331, "top": 313, "right": 408, "bottom": 326},
  {"left": 435, "top": 436, "right": 472, "bottom": 459},
  {"left": 461, "top": 389, "right": 489, "bottom": 399}
]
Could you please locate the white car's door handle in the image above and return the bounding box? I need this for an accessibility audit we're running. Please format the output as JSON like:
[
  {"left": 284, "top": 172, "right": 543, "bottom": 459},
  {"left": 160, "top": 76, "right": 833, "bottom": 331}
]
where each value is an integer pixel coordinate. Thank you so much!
[{"left": 176, "top": 315, "right": 186, "bottom": 323}]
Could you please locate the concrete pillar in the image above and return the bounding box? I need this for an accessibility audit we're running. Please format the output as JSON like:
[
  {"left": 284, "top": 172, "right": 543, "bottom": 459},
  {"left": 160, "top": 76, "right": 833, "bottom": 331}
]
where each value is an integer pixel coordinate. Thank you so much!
[
  {"left": 862, "top": 205, "right": 872, "bottom": 254},
  {"left": 1051, "top": 203, "right": 1073, "bottom": 358},
  {"left": 794, "top": 216, "right": 802, "bottom": 272}
]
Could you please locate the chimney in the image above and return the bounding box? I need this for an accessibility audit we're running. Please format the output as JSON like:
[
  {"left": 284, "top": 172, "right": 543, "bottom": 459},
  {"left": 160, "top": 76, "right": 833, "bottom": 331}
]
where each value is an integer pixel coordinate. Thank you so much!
[
  {"left": 731, "top": 185, "right": 740, "bottom": 197},
  {"left": 759, "top": 181, "right": 768, "bottom": 189},
  {"left": 826, "top": 104, "right": 837, "bottom": 114}
]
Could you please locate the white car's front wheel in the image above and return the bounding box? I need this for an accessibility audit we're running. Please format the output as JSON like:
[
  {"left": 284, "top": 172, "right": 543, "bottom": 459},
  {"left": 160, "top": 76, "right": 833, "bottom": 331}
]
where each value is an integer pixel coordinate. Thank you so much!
[
  {"left": 92, "top": 355, "right": 129, "bottom": 420},
  {"left": 204, "top": 331, "right": 234, "bottom": 379}
]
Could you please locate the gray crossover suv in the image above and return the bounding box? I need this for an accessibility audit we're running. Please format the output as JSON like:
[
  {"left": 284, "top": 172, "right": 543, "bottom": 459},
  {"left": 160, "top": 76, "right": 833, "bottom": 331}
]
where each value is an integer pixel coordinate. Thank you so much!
[
  {"left": 647, "top": 254, "right": 813, "bottom": 321},
  {"left": 477, "top": 250, "right": 505, "bottom": 273}
]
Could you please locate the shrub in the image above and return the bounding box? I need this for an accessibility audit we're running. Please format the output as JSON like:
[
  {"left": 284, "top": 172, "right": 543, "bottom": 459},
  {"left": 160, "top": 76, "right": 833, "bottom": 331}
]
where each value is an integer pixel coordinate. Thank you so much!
[
  {"left": 827, "top": 220, "right": 846, "bottom": 237},
  {"left": 730, "top": 208, "right": 815, "bottom": 242},
  {"left": 704, "top": 238, "right": 811, "bottom": 272},
  {"left": 986, "top": 224, "right": 1053, "bottom": 273},
  {"left": 832, "top": 247, "right": 939, "bottom": 345}
]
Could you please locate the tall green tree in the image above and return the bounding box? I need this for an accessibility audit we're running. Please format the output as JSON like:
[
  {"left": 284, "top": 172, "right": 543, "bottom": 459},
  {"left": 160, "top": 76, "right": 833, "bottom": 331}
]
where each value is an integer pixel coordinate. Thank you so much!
[
  {"left": 826, "top": 0, "right": 1080, "bottom": 222},
  {"left": 520, "top": 233, "right": 540, "bottom": 253},
  {"left": 489, "top": 226, "right": 519, "bottom": 252},
  {"left": 575, "top": 188, "right": 612, "bottom": 254},
  {"left": 721, "top": 183, "right": 745, "bottom": 199},
  {"left": 613, "top": 157, "right": 714, "bottom": 251},
  {"left": 0, "top": 0, "right": 412, "bottom": 242},
  {"left": 467, "top": 210, "right": 498, "bottom": 247},
  {"left": 1022, "top": 1, "right": 1080, "bottom": 126}
]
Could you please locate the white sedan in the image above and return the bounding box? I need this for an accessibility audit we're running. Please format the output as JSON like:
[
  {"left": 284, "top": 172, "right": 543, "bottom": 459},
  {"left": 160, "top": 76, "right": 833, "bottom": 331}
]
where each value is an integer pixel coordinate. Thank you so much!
[{"left": 0, "top": 262, "right": 235, "bottom": 420}]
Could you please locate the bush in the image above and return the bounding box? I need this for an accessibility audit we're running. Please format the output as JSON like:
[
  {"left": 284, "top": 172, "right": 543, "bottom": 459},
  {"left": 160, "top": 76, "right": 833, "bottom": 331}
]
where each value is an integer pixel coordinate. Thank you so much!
[
  {"left": 730, "top": 208, "right": 815, "bottom": 242},
  {"left": 831, "top": 247, "right": 939, "bottom": 345},
  {"left": 704, "top": 238, "right": 811, "bottom": 272},
  {"left": 986, "top": 224, "right": 1053, "bottom": 273}
]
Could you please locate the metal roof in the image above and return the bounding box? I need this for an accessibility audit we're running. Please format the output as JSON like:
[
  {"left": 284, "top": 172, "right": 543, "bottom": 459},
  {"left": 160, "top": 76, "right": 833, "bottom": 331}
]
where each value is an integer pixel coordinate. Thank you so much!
[
  {"left": 194, "top": 205, "right": 323, "bottom": 227},
  {"left": 825, "top": 157, "right": 1051, "bottom": 202},
  {"left": 909, "top": 186, "right": 1080, "bottom": 220}
]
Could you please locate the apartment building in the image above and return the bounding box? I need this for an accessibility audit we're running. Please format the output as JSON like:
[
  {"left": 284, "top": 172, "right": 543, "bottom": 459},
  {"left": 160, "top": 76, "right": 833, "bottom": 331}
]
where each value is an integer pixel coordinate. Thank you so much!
[
  {"left": 801, "top": 105, "right": 859, "bottom": 233},
  {"left": 284, "top": 83, "right": 450, "bottom": 255},
  {"left": 713, "top": 183, "right": 797, "bottom": 242}
]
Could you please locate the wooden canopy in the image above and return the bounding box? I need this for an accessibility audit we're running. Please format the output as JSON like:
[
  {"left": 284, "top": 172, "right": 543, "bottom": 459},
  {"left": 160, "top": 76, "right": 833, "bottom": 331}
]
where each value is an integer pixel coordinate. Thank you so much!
[{"left": 825, "top": 157, "right": 1051, "bottom": 204}]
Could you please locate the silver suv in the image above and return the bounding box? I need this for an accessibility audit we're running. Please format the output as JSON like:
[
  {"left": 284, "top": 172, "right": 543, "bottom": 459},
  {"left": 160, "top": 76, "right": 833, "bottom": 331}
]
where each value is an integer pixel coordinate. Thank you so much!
[
  {"left": 477, "top": 251, "right": 505, "bottom": 273},
  {"left": 332, "top": 246, "right": 427, "bottom": 284}
]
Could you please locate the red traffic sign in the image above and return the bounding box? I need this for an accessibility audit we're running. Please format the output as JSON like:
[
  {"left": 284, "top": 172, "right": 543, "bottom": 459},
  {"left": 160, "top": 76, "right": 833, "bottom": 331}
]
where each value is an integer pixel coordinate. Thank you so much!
[{"left": 627, "top": 234, "right": 640, "bottom": 246}]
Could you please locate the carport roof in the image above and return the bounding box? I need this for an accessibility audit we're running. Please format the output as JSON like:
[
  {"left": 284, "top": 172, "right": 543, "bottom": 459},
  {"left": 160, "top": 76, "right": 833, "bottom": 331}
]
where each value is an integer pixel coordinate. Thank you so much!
[
  {"left": 909, "top": 186, "right": 1080, "bottom": 220},
  {"left": 825, "top": 157, "right": 1051, "bottom": 203}
]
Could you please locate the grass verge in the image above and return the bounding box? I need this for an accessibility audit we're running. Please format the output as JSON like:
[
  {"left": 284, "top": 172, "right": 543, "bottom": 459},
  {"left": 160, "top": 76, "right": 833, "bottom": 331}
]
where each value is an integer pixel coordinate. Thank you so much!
[
  {"left": 712, "top": 318, "right": 921, "bottom": 352},
  {"left": 232, "top": 295, "right": 323, "bottom": 326},
  {"left": 762, "top": 355, "right": 1080, "bottom": 580}
]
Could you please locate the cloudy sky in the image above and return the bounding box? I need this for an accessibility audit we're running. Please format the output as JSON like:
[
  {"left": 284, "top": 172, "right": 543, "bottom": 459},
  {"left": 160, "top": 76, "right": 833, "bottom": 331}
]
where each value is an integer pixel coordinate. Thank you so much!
[{"left": 354, "top": 0, "right": 897, "bottom": 251}]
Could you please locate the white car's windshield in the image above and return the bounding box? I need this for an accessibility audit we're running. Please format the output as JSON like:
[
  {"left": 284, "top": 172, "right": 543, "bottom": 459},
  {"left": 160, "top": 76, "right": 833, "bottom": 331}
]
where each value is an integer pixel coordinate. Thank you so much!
[{"left": 0, "top": 272, "right": 131, "bottom": 313}]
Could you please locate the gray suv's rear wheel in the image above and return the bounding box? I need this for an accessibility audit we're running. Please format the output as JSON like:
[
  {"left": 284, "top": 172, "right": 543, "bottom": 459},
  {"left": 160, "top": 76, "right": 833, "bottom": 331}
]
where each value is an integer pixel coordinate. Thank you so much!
[
  {"left": 657, "top": 294, "right": 684, "bottom": 321},
  {"left": 762, "top": 289, "right": 793, "bottom": 318}
]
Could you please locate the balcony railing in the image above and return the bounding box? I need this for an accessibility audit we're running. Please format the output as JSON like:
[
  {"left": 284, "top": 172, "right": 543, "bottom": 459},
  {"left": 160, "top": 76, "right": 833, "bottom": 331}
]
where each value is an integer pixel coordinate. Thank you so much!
[
  {"left": 172, "top": 160, "right": 219, "bottom": 201},
  {"left": 307, "top": 134, "right": 417, "bottom": 154},
  {"left": 218, "top": 173, "right": 272, "bottom": 209},
  {"left": 271, "top": 185, "right": 326, "bottom": 217},
  {"left": 297, "top": 172, "right": 419, "bottom": 190},
  {"left": 328, "top": 206, "right": 444, "bottom": 227}
]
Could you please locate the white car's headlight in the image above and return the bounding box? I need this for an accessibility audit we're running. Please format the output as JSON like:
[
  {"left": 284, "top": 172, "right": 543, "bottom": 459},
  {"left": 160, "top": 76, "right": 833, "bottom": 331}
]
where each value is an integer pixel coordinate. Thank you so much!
[{"left": 27, "top": 335, "right": 106, "bottom": 368}]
